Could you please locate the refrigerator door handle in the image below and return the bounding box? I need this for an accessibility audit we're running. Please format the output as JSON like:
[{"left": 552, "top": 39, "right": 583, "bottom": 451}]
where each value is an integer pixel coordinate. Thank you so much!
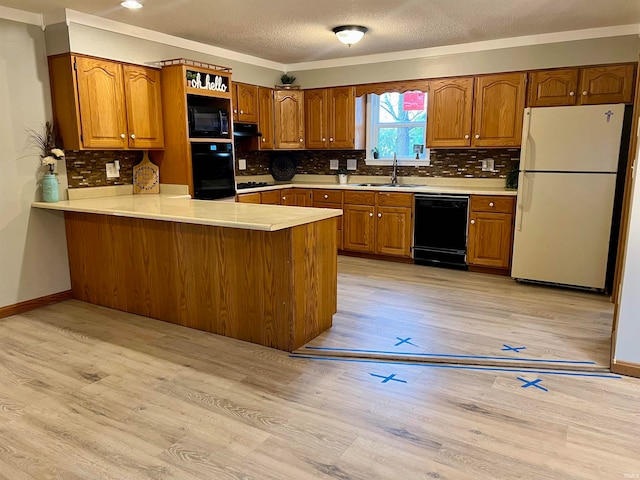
[
  {"left": 519, "top": 108, "right": 532, "bottom": 172},
  {"left": 517, "top": 172, "right": 530, "bottom": 232}
]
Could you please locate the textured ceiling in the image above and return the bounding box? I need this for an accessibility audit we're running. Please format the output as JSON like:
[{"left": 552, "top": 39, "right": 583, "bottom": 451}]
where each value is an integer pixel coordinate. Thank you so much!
[{"left": 3, "top": 0, "right": 640, "bottom": 64}]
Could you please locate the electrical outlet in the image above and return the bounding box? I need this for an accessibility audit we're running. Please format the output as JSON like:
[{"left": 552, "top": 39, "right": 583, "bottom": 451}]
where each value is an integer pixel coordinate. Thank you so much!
[
  {"left": 106, "top": 162, "right": 119, "bottom": 178},
  {"left": 481, "top": 159, "right": 495, "bottom": 172},
  {"left": 347, "top": 158, "right": 357, "bottom": 170},
  {"left": 329, "top": 159, "right": 339, "bottom": 170},
  {"left": 238, "top": 158, "right": 247, "bottom": 170}
]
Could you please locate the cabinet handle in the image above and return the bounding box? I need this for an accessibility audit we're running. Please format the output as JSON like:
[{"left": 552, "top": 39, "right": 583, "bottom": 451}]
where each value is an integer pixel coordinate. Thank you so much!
[
  {"left": 369, "top": 212, "right": 373, "bottom": 217},
  {"left": 324, "top": 194, "right": 328, "bottom": 199},
  {"left": 240, "top": 110, "right": 244, "bottom": 114},
  {"left": 130, "top": 134, "right": 136, "bottom": 139},
  {"left": 282, "top": 196, "right": 286, "bottom": 200},
  {"left": 471, "top": 219, "right": 475, "bottom": 225},
  {"left": 322, "top": 137, "right": 326, "bottom": 142},
  {"left": 120, "top": 133, "right": 126, "bottom": 139},
  {"left": 262, "top": 138, "right": 266, "bottom": 142},
  {"left": 329, "top": 137, "right": 334, "bottom": 142},
  {"left": 569, "top": 91, "right": 575, "bottom": 96},
  {"left": 475, "top": 134, "right": 480, "bottom": 139},
  {"left": 378, "top": 213, "right": 382, "bottom": 218},
  {"left": 582, "top": 91, "right": 588, "bottom": 96},
  {"left": 464, "top": 134, "right": 470, "bottom": 139},
  {"left": 299, "top": 138, "right": 304, "bottom": 143},
  {"left": 234, "top": 109, "right": 238, "bottom": 113},
  {"left": 489, "top": 202, "right": 494, "bottom": 207}
]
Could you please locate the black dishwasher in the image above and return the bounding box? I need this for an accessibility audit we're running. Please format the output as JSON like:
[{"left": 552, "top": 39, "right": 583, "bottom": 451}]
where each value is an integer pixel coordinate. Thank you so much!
[{"left": 414, "top": 194, "right": 469, "bottom": 269}]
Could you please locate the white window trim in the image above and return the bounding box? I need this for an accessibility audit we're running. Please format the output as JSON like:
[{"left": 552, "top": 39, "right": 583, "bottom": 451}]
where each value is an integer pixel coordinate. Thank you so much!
[{"left": 365, "top": 93, "right": 431, "bottom": 167}]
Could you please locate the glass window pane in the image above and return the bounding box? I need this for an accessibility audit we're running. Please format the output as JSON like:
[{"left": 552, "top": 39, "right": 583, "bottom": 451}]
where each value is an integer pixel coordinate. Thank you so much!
[{"left": 378, "top": 127, "right": 425, "bottom": 158}]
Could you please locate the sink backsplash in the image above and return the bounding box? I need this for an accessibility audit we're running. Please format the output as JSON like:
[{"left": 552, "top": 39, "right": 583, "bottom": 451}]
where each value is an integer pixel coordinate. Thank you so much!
[{"left": 234, "top": 148, "right": 520, "bottom": 179}]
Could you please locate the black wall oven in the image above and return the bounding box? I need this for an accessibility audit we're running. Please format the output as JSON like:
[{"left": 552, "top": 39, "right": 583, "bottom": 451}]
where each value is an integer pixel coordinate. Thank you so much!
[
  {"left": 191, "top": 142, "right": 236, "bottom": 200},
  {"left": 414, "top": 194, "right": 469, "bottom": 269}
]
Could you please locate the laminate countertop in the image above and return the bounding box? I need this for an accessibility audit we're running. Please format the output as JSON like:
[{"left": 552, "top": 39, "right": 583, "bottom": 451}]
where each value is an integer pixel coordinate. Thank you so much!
[{"left": 32, "top": 194, "right": 341, "bottom": 231}]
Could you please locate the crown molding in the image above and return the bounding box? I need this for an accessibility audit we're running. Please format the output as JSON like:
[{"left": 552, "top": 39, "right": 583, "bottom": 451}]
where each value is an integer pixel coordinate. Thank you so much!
[
  {"left": 45, "top": 9, "right": 285, "bottom": 72},
  {"left": 288, "top": 23, "right": 640, "bottom": 71},
  {"left": 0, "top": 5, "right": 42, "bottom": 27}
]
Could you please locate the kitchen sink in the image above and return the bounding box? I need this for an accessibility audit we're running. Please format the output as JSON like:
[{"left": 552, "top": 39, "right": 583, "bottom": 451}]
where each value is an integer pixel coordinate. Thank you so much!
[{"left": 350, "top": 183, "right": 424, "bottom": 188}]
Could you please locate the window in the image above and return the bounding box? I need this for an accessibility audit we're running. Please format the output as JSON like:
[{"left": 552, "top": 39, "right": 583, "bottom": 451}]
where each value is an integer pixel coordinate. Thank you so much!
[{"left": 367, "top": 91, "right": 429, "bottom": 164}]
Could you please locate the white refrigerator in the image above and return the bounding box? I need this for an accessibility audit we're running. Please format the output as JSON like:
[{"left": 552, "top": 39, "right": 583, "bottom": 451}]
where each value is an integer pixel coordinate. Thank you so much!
[{"left": 511, "top": 104, "right": 625, "bottom": 290}]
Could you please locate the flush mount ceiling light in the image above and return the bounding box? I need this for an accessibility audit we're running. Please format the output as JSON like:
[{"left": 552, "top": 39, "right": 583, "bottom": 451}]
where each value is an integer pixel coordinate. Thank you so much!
[
  {"left": 332, "top": 25, "right": 368, "bottom": 47},
  {"left": 121, "top": 0, "right": 143, "bottom": 9}
]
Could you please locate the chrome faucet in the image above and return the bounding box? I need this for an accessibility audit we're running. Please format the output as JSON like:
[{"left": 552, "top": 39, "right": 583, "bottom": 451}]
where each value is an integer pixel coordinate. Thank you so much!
[{"left": 391, "top": 152, "right": 398, "bottom": 185}]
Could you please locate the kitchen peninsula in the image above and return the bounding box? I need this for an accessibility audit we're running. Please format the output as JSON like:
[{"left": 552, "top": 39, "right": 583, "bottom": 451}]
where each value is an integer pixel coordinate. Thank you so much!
[{"left": 33, "top": 194, "right": 340, "bottom": 352}]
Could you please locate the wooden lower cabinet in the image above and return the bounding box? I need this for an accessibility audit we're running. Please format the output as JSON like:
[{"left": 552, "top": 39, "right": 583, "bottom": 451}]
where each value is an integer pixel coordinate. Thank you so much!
[
  {"left": 467, "top": 195, "right": 515, "bottom": 269},
  {"left": 312, "top": 189, "right": 343, "bottom": 250},
  {"left": 343, "top": 191, "right": 413, "bottom": 258},
  {"left": 236, "top": 192, "right": 260, "bottom": 203},
  {"left": 282, "top": 188, "right": 311, "bottom": 206},
  {"left": 260, "top": 190, "right": 281, "bottom": 205}
]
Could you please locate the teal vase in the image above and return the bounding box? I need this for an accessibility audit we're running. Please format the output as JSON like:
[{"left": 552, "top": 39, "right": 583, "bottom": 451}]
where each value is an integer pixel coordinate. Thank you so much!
[{"left": 42, "top": 172, "right": 59, "bottom": 202}]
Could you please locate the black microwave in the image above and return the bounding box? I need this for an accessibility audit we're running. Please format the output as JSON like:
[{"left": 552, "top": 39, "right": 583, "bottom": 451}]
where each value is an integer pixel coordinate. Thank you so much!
[{"left": 188, "top": 105, "right": 229, "bottom": 138}]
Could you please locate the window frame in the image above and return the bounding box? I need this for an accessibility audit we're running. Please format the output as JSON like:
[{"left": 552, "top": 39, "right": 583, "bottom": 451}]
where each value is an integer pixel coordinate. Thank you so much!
[{"left": 365, "top": 91, "right": 431, "bottom": 166}]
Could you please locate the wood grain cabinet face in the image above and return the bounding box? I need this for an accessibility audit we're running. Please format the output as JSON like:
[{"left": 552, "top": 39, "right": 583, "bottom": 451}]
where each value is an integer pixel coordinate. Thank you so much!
[
  {"left": 49, "top": 54, "right": 164, "bottom": 150},
  {"left": 257, "top": 87, "right": 275, "bottom": 150},
  {"left": 274, "top": 90, "right": 305, "bottom": 149},
  {"left": 305, "top": 87, "right": 355, "bottom": 149},
  {"left": 426, "top": 77, "right": 474, "bottom": 147},
  {"left": 75, "top": 57, "right": 128, "bottom": 149},
  {"left": 527, "top": 69, "right": 579, "bottom": 107},
  {"left": 467, "top": 195, "right": 515, "bottom": 269},
  {"left": 312, "top": 189, "right": 343, "bottom": 250},
  {"left": 236, "top": 192, "right": 260, "bottom": 203},
  {"left": 123, "top": 65, "right": 164, "bottom": 149},
  {"left": 260, "top": 190, "right": 282, "bottom": 205},
  {"left": 343, "top": 191, "right": 413, "bottom": 257},
  {"left": 281, "top": 188, "right": 310, "bottom": 206},
  {"left": 473, "top": 73, "right": 527, "bottom": 147},
  {"left": 234, "top": 83, "right": 259, "bottom": 123},
  {"left": 579, "top": 64, "right": 636, "bottom": 105}
]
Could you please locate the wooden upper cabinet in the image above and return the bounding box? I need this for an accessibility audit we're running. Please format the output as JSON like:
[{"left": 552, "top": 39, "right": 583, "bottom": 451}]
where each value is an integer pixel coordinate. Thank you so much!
[
  {"left": 274, "top": 89, "right": 305, "bottom": 149},
  {"left": 123, "top": 65, "right": 164, "bottom": 149},
  {"left": 48, "top": 54, "right": 163, "bottom": 150},
  {"left": 257, "top": 87, "right": 274, "bottom": 149},
  {"left": 427, "top": 77, "right": 474, "bottom": 147},
  {"left": 234, "top": 83, "right": 259, "bottom": 123},
  {"left": 473, "top": 72, "right": 527, "bottom": 147},
  {"left": 305, "top": 87, "right": 355, "bottom": 149},
  {"left": 75, "top": 57, "right": 128, "bottom": 149},
  {"left": 328, "top": 87, "right": 355, "bottom": 148},
  {"left": 527, "top": 68, "right": 579, "bottom": 107},
  {"left": 304, "top": 89, "right": 327, "bottom": 149},
  {"left": 579, "top": 64, "right": 636, "bottom": 105}
]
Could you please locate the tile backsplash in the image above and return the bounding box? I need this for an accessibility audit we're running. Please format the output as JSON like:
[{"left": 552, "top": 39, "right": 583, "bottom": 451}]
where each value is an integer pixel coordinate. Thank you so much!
[
  {"left": 65, "top": 150, "right": 142, "bottom": 188},
  {"left": 235, "top": 147, "right": 520, "bottom": 179}
]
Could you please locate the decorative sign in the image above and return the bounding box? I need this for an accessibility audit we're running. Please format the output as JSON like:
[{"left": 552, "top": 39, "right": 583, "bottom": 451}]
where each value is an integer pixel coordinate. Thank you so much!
[
  {"left": 403, "top": 92, "right": 425, "bottom": 111},
  {"left": 186, "top": 70, "right": 228, "bottom": 92}
]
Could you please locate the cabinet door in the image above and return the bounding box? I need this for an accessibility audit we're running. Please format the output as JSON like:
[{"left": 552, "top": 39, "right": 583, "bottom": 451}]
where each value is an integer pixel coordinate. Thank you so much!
[
  {"left": 473, "top": 73, "right": 526, "bottom": 147},
  {"left": 375, "top": 206, "right": 412, "bottom": 257},
  {"left": 293, "top": 189, "right": 311, "bottom": 206},
  {"left": 260, "top": 190, "right": 281, "bottom": 205},
  {"left": 235, "top": 83, "right": 259, "bottom": 123},
  {"left": 343, "top": 204, "right": 375, "bottom": 253},
  {"left": 274, "top": 90, "right": 305, "bottom": 149},
  {"left": 579, "top": 64, "right": 636, "bottom": 105},
  {"left": 75, "top": 57, "right": 127, "bottom": 149},
  {"left": 527, "top": 69, "right": 579, "bottom": 107},
  {"left": 427, "top": 77, "right": 474, "bottom": 147},
  {"left": 123, "top": 65, "right": 164, "bottom": 149},
  {"left": 236, "top": 192, "right": 260, "bottom": 203},
  {"left": 328, "top": 87, "right": 355, "bottom": 149},
  {"left": 305, "top": 89, "right": 327, "bottom": 149},
  {"left": 258, "top": 87, "right": 274, "bottom": 150},
  {"left": 281, "top": 188, "right": 295, "bottom": 205},
  {"left": 467, "top": 212, "right": 513, "bottom": 268}
]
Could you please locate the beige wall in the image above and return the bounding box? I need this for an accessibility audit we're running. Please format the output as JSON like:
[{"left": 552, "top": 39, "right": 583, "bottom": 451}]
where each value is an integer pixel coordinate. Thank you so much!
[
  {"left": 0, "top": 18, "right": 70, "bottom": 308},
  {"left": 65, "top": 23, "right": 283, "bottom": 86},
  {"left": 290, "top": 36, "right": 640, "bottom": 88}
]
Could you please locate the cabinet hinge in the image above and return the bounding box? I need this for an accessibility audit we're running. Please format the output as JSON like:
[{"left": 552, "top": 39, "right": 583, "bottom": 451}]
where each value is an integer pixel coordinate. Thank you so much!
[
  {"left": 73, "top": 61, "right": 77, "bottom": 71},
  {"left": 80, "top": 133, "right": 83, "bottom": 142}
]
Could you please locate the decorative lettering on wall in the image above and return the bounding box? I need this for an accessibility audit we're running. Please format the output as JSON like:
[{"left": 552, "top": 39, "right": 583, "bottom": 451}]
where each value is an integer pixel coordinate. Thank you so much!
[{"left": 186, "top": 70, "right": 229, "bottom": 92}]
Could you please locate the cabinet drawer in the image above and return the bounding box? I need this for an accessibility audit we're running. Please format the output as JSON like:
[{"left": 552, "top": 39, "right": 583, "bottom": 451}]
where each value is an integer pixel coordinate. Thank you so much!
[
  {"left": 312, "top": 189, "right": 342, "bottom": 204},
  {"left": 470, "top": 195, "right": 515, "bottom": 214},
  {"left": 377, "top": 192, "right": 413, "bottom": 207},
  {"left": 344, "top": 190, "right": 376, "bottom": 205}
]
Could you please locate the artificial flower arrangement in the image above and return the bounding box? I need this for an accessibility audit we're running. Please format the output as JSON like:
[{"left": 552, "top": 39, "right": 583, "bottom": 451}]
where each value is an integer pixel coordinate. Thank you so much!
[{"left": 26, "top": 121, "right": 64, "bottom": 173}]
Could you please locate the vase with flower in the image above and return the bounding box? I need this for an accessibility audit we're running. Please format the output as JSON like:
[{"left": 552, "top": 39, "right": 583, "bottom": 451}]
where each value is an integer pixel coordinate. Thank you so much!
[{"left": 26, "top": 122, "right": 65, "bottom": 202}]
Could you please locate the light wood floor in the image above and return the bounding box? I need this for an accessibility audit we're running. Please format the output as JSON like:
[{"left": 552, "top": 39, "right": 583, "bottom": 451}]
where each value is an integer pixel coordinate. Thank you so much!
[
  {"left": 296, "top": 257, "right": 614, "bottom": 370},
  {"left": 0, "top": 300, "right": 638, "bottom": 479}
]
